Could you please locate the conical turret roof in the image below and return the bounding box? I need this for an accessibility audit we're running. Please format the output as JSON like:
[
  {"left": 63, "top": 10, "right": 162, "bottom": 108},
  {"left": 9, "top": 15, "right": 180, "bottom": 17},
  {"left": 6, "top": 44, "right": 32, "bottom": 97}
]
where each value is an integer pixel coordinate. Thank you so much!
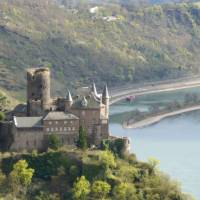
[
  {"left": 66, "top": 89, "right": 73, "bottom": 102},
  {"left": 92, "top": 82, "right": 98, "bottom": 96},
  {"left": 102, "top": 84, "right": 109, "bottom": 99}
]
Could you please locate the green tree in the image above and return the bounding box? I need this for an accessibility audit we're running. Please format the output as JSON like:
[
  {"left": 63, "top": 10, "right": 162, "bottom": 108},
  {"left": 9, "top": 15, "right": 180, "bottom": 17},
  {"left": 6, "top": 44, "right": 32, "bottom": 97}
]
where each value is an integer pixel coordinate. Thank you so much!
[
  {"left": 9, "top": 160, "right": 34, "bottom": 197},
  {"left": 91, "top": 180, "right": 111, "bottom": 200},
  {"left": 48, "top": 134, "right": 61, "bottom": 150},
  {"left": 148, "top": 157, "right": 160, "bottom": 174},
  {"left": 72, "top": 176, "right": 90, "bottom": 200},
  {"left": 0, "top": 170, "right": 6, "bottom": 186},
  {"left": 77, "top": 126, "right": 88, "bottom": 150},
  {"left": 69, "top": 165, "right": 80, "bottom": 183},
  {"left": 35, "top": 192, "right": 60, "bottom": 200},
  {"left": 112, "top": 183, "right": 137, "bottom": 200},
  {"left": 0, "top": 112, "right": 5, "bottom": 121},
  {"left": 99, "top": 151, "right": 116, "bottom": 169}
]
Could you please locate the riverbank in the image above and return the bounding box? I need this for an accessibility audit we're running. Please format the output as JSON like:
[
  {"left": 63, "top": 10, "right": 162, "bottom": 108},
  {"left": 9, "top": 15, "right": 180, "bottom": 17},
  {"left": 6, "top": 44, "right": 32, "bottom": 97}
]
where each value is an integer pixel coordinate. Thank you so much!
[{"left": 123, "top": 105, "right": 200, "bottom": 129}]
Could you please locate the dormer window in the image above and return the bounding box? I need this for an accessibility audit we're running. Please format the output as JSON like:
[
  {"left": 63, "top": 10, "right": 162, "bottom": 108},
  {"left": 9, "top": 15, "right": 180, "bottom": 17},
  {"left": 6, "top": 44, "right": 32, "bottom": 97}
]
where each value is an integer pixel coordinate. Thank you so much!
[{"left": 81, "top": 97, "right": 88, "bottom": 107}]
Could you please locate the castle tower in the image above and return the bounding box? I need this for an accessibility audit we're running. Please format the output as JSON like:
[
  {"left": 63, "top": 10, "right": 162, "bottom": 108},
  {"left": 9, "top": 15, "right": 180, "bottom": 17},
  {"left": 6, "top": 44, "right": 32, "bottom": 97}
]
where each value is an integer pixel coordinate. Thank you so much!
[
  {"left": 102, "top": 85, "right": 110, "bottom": 118},
  {"left": 65, "top": 90, "right": 73, "bottom": 112},
  {"left": 27, "top": 68, "right": 51, "bottom": 116}
]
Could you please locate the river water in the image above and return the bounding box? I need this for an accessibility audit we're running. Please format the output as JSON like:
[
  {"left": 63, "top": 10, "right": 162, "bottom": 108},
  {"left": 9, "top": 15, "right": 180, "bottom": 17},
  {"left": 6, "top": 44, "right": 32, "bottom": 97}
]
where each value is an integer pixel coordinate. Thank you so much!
[{"left": 110, "top": 87, "right": 200, "bottom": 199}]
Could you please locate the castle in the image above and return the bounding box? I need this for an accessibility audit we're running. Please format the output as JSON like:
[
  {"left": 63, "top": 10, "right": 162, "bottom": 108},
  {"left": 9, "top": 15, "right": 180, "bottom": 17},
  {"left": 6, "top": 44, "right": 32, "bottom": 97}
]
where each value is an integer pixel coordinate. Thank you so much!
[{"left": 0, "top": 68, "right": 111, "bottom": 151}]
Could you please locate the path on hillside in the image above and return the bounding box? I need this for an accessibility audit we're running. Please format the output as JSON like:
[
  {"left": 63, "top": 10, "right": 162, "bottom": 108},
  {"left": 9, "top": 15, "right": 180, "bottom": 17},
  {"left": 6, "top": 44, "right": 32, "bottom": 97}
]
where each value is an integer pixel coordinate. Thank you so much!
[
  {"left": 110, "top": 76, "right": 200, "bottom": 105},
  {"left": 123, "top": 105, "right": 200, "bottom": 129}
]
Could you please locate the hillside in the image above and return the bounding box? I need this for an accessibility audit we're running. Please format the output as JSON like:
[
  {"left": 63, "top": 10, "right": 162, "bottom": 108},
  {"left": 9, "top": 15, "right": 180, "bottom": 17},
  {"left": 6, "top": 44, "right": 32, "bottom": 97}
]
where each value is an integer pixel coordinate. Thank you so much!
[
  {"left": 0, "top": 148, "right": 194, "bottom": 199},
  {"left": 0, "top": 88, "right": 19, "bottom": 111},
  {"left": 2, "top": 0, "right": 200, "bottom": 96}
]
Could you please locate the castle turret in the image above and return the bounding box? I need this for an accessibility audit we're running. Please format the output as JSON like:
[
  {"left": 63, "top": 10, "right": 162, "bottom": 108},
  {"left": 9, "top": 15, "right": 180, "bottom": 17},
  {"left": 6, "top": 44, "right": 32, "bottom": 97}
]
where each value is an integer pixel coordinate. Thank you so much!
[
  {"left": 92, "top": 82, "right": 98, "bottom": 96},
  {"left": 27, "top": 68, "right": 51, "bottom": 116},
  {"left": 102, "top": 85, "right": 109, "bottom": 118},
  {"left": 65, "top": 90, "right": 73, "bottom": 111}
]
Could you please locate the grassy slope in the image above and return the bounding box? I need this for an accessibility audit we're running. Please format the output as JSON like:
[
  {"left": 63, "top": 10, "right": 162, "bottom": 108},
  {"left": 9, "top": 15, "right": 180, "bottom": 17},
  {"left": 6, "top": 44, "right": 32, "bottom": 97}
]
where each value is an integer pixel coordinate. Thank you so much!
[
  {"left": 0, "top": 87, "right": 19, "bottom": 110},
  {"left": 1, "top": 0, "right": 200, "bottom": 97},
  {"left": 0, "top": 148, "right": 195, "bottom": 199}
]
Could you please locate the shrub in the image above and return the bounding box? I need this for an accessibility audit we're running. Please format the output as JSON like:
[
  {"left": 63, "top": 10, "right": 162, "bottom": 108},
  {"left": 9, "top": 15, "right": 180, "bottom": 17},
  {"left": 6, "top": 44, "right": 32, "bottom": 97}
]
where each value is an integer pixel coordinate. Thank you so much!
[
  {"left": 91, "top": 180, "right": 111, "bottom": 199},
  {"left": 72, "top": 176, "right": 90, "bottom": 200},
  {"left": 69, "top": 165, "right": 80, "bottom": 183},
  {"left": 0, "top": 112, "right": 5, "bottom": 121},
  {"left": 99, "top": 151, "right": 116, "bottom": 170},
  {"left": 48, "top": 134, "right": 61, "bottom": 150},
  {"left": 112, "top": 183, "right": 137, "bottom": 200}
]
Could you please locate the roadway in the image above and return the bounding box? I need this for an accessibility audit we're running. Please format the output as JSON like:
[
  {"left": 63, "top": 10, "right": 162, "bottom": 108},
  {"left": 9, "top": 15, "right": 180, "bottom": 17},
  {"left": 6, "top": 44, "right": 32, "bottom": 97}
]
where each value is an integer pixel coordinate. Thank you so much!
[{"left": 110, "top": 75, "right": 200, "bottom": 105}]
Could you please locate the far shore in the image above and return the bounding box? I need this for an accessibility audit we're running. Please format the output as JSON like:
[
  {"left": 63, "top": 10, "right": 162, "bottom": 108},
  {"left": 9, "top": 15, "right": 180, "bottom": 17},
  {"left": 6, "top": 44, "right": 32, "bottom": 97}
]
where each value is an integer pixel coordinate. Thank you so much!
[{"left": 123, "top": 105, "right": 200, "bottom": 129}]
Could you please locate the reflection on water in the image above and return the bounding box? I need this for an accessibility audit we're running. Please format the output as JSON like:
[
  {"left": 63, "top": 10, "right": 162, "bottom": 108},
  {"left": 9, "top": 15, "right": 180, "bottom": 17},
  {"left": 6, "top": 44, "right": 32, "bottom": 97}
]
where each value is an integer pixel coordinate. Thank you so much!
[{"left": 110, "top": 87, "right": 200, "bottom": 199}]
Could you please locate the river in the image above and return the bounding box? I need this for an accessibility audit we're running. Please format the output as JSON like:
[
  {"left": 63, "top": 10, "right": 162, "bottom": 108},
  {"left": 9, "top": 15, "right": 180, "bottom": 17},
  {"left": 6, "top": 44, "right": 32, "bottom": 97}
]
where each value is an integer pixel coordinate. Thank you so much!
[{"left": 109, "top": 87, "right": 200, "bottom": 199}]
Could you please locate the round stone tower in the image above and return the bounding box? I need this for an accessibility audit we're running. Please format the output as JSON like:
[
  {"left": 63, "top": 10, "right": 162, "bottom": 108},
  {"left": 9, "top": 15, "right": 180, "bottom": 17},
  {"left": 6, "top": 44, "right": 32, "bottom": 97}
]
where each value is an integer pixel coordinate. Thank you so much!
[{"left": 27, "top": 68, "right": 51, "bottom": 115}]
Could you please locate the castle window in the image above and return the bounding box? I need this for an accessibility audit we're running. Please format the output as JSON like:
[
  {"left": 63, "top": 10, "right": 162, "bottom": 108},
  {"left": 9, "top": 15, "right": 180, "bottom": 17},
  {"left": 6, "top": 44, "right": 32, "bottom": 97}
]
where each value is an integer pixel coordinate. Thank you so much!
[
  {"left": 49, "top": 121, "right": 52, "bottom": 125},
  {"left": 55, "top": 127, "right": 58, "bottom": 131},
  {"left": 70, "top": 121, "right": 73, "bottom": 124},
  {"left": 60, "top": 127, "right": 62, "bottom": 131},
  {"left": 46, "top": 128, "right": 49, "bottom": 132},
  {"left": 51, "top": 127, "right": 54, "bottom": 132},
  {"left": 64, "top": 127, "right": 67, "bottom": 131},
  {"left": 64, "top": 121, "right": 67, "bottom": 124},
  {"left": 68, "top": 127, "right": 71, "bottom": 131},
  {"left": 72, "top": 127, "right": 75, "bottom": 131},
  {"left": 55, "top": 121, "right": 58, "bottom": 124}
]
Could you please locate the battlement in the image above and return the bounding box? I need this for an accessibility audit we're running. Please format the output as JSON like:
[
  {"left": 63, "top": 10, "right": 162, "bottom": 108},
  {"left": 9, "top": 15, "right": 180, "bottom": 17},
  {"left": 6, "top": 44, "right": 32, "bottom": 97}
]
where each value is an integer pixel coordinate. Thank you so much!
[{"left": 27, "top": 67, "right": 50, "bottom": 75}]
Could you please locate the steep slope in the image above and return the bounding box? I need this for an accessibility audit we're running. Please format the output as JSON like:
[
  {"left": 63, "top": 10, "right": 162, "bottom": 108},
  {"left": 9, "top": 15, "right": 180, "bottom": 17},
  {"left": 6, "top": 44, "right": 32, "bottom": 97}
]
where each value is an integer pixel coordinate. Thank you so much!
[
  {"left": 0, "top": 88, "right": 19, "bottom": 111},
  {"left": 1, "top": 0, "right": 200, "bottom": 96}
]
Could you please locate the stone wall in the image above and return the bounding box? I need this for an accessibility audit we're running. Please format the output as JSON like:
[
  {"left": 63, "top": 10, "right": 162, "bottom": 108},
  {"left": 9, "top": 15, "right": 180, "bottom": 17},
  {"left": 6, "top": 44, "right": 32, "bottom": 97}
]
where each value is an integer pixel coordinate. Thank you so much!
[
  {"left": 43, "top": 118, "right": 79, "bottom": 135},
  {"left": 0, "top": 121, "right": 14, "bottom": 151},
  {"left": 10, "top": 127, "right": 45, "bottom": 152}
]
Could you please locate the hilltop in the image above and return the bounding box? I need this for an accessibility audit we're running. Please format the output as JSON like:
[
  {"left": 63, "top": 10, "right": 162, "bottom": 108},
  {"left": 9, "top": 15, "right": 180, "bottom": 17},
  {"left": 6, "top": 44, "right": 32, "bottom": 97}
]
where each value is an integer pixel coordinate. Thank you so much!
[
  {"left": 1, "top": 0, "right": 200, "bottom": 97},
  {"left": 0, "top": 148, "right": 194, "bottom": 199}
]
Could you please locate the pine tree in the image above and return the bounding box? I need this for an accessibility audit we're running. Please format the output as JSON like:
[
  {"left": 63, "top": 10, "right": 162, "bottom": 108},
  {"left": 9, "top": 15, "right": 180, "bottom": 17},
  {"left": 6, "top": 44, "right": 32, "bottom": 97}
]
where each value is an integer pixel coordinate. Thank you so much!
[{"left": 77, "top": 126, "right": 88, "bottom": 150}]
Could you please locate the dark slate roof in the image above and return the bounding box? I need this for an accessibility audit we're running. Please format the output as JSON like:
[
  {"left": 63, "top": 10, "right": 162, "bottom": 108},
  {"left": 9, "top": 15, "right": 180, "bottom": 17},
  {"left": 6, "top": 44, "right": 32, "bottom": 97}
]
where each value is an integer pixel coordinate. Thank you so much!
[
  {"left": 73, "top": 95, "right": 100, "bottom": 109},
  {"left": 14, "top": 116, "right": 43, "bottom": 128},
  {"left": 43, "top": 111, "right": 79, "bottom": 121},
  {"left": 13, "top": 104, "right": 27, "bottom": 113}
]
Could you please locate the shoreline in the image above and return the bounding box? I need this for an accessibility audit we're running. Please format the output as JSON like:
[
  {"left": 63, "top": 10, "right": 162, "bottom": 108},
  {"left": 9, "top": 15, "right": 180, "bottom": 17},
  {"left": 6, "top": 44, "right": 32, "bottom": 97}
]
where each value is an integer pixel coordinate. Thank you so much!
[
  {"left": 110, "top": 76, "right": 200, "bottom": 105},
  {"left": 123, "top": 105, "right": 200, "bottom": 129}
]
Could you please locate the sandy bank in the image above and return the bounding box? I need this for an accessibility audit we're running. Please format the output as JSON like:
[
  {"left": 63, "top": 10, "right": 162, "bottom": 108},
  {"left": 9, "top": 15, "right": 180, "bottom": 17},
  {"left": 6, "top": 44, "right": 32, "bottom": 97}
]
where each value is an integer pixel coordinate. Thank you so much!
[{"left": 123, "top": 105, "right": 200, "bottom": 129}]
